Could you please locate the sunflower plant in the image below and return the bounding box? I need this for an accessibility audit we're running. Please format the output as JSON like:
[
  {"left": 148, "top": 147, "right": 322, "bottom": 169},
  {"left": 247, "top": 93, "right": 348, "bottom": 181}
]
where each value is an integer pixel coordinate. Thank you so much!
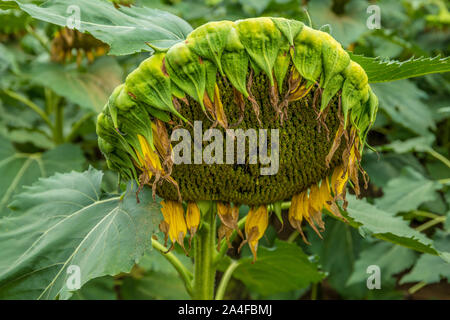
[{"left": 0, "top": 0, "right": 449, "bottom": 301}]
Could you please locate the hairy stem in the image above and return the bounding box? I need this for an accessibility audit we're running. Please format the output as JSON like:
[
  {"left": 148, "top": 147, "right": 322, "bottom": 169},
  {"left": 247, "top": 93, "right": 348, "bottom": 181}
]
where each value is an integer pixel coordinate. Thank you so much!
[
  {"left": 192, "top": 201, "right": 217, "bottom": 299},
  {"left": 53, "top": 103, "right": 64, "bottom": 144},
  {"left": 427, "top": 148, "right": 450, "bottom": 169},
  {"left": 151, "top": 238, "right": 193, "bottom": 297}
]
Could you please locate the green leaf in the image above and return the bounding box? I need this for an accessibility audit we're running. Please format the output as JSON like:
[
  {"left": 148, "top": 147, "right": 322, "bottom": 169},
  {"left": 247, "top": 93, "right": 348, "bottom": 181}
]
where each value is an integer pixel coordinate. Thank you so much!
[
  {"left": 26, "top": 57, "right": 123, "bottom": 112},
  {"left": 347, "top": 241, "right": 417, "bottom": 287},
  {"left": 362, "top": 152, "right": 425, "bottom": 188},
  {"left": 308, "top": 0, "right": 367, "bottom": 47},
  {"left": 2, "top": 129, "right": 54, "bottom": 149},
  {"left": 345, "top": 195, "right": 436, "bottom": 255},
  {"left": 0, "top": 1, "right": 19, "bottom": 9},
  {"left": 307, "top": 219, "right": 366, "bottom": 299},
  {"left": 138, "top": 246, "right": 193, "bottom": 276},
  {"left": 231, "top": 240, "right": 325, "bottom": 296},
  {"left": 0, "top": 43, "right": 20, "bottom": 74},
  {"left": 12, "top": 0, "right": 193, "bottom": 55},
  {"left": 400, "top": 254, "right": 450, "bottom": 285},
  {"left": 350, "top": 53, "right": 450, "bottom": 83},
  {"left": 70, "top": 276, "right": 116, "bottom": 300},
  {"left": 0, "top": 168, "right": 160, "bottom": 299},
  {"left": 120, "top": 271, "right": 190, "bottom": 300},
  {"left": 239, "top": 0, "right": 271, "bottom": 15},
  {"left": 382, "top": 135, "right": 435, "bottom": 154},
  {"left": 371, "top": 80, "right": 435, "bottom": 136},
  {"left": 374, "top": 167, "right": 442, "bottom": 213},
  {"left": 0, "top": 139, "right": 85, "bottom": 215}
]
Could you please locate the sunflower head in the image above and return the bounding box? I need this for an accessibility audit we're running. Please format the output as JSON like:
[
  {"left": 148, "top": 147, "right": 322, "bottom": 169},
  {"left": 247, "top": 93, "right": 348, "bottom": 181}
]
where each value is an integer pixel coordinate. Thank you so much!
[
  {"left": 51, "top": 28, "right": 109, "bottom": 65},
  {"left": 96, "top": 17, "right": 378, "bottom": 260}
]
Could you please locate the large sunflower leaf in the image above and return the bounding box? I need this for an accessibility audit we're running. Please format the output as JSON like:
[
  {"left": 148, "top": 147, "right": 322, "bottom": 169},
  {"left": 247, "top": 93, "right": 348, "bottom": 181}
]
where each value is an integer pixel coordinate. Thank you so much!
[
  {"left": 70, "top": 276, "right": 116, "bottom": 300},
  {"left": 350, "top": 53, "right": 450, "bottom": 83},
  {"left": 347, "top": 241, "right": 417, "bottom": 288},
  {"left": 9, "top": 0, "right": 193, "bottom": 55},
  {"left": 400, "top": 228, "right": 450, "bottom": 287},
  {"left": 371, "top": 80, "right": 435, "bottom": 136},
  {"left": 362, "top": 152, "right": 425, "bottom": 188},
  {"left": 374, "top": 167, "right": 442, "bottom": 214},
  {"left": 307, "top": 219, "right": 366, "bottom": 299},
  {"left": 400, "top": 254, "right": 450, "bottom": 286},
  {"left": 344, "top": 195, "right": 436, "bottom": 255},
  {"left": 0, "top": 139, "right": 85, "bottom": 215},
  {"left": 0, "top": 168, "right": 160, "bottom": 300}
]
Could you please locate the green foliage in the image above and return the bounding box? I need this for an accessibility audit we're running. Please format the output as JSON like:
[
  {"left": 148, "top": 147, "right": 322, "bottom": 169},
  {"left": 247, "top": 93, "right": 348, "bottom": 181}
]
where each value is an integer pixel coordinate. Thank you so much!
[
  {"left": 371, "top": 80, "right": 435, "bottom": 135},
  {"left": 307, "top": 219, "right": 366, "bottom": 299},
  {"left": 0, "top": 168, "right": 160, "bottom": 299},
  {"left": 351, "top": 54, "right": 450, "bottom": 83},
  {"left": 344, "top": 195, "right": 437, "bottom": 255},
  {"left": 374, "top": 167, "right": 441, "bottom": 213},
  {"left": 308, "top": 0, "right": 367, "bottom": 47},
  {"left": 70, "top": 276, "right": 117, "bottom": 300},
  {"left": 230, "top": 240, "right": 325, "bottom": 296},
  {"left": 121, "top": 271, "right": 190, "bottom": 299},
  {"left": 26, "top": 57, "right": 123, "bottom": 112},
  {"left": 400, "top": 254, "right": 450, "bottom": 286},
  {"left": 10, "top": 0, "right": 193, "bottom": 55},
  {"left": 0, "top": 139, "right": 85, "bottom": 215},
  {"left": 0, "top": 0, "right": 449, "bottom": 301},
  {"left": 347, "top": 242, "right": 417, "bottom": 288}
]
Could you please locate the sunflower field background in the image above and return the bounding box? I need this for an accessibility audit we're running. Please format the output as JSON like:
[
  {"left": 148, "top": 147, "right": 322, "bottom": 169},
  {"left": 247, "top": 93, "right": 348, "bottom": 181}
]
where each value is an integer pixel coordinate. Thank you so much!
[{"left": 0, "top": 0, "right": 449, "bottom": 300}]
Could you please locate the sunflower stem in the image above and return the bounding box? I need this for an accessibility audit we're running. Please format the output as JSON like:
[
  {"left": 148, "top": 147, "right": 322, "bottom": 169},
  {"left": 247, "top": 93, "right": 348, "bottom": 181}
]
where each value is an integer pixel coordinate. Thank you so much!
[
  {"left": 151, "top": 238, "right": 193, "bottom": 297},
  {"left": 3, "top": 89, "right": 54, "bottom": 130},
  {"left": 426, "top": 148, "right": 450, "bottom": 169},
  {"left": 215, "top": 260, "right": 239, "bottom": 300},
  {"left": 192, "top": 201, "right": 217, "bottom": 300}
]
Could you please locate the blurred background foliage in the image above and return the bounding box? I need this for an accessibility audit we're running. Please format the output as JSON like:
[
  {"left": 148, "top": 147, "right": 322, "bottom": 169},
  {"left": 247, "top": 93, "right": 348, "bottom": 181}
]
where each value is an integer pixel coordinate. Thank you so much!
[{"left": 0, "top": 0, "right": 449, "bottom": 300}]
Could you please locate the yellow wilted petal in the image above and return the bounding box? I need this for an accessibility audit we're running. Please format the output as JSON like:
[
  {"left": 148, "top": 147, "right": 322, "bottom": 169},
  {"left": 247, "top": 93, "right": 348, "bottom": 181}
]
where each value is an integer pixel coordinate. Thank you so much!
[
  {"left": 217, "top": 202, "right": 242, "bottom": 250},
  {"left": 288, "top": 193, "right": 309, "bottom": 244},
  {"left": 186, "top": 202, "right": 201, "bottom": 248},
  {"left": 137, "top": 134, "right": 163, "bottom": 172},
  {"left": 308, "top": 184, "right": 325, "bottom": 232},
  {"left": 151, "top": 120, "right": 172, "bottom": 159},
  {"left": 288, "top": 193, "right": 302, "bottom": 226},
  {"left": 213, "top": 84, "right": 228, "bottom": 129},
  {"left": 217, "top": 202, "right": 239, "bottom": 230},
  {"left": 309, "top": 184, "right": 322, "bottom": 212},
  {"left": 160, "top": 200, "right": 187, "bottom": 253},
  {"left": 331, "top": 166, "right": 348, "bottom": 199},
  {"left": 288, "top": 68, "right": 314, "bottom": 102},
  {"left": 302, "top": 189, "right": 323, "bottom": 238},
  {"left": 186, "top": 202, "right": 201, "bottom": 235},
  {"left": 243, "top": 205, "right": 268, "bottom": 262},
  {"left": 318, "top": 177, "right": 332, "bottom": 211}
]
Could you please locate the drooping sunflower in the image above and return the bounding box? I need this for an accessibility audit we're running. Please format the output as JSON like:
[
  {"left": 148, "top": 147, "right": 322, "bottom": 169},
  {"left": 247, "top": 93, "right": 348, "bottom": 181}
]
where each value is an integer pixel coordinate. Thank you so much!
[
  {"left": 96, "top": 17, "right": 378, "bottom": 261},
  {"left": 51, "top": 28, "right": 109, "bottom": 65}
]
